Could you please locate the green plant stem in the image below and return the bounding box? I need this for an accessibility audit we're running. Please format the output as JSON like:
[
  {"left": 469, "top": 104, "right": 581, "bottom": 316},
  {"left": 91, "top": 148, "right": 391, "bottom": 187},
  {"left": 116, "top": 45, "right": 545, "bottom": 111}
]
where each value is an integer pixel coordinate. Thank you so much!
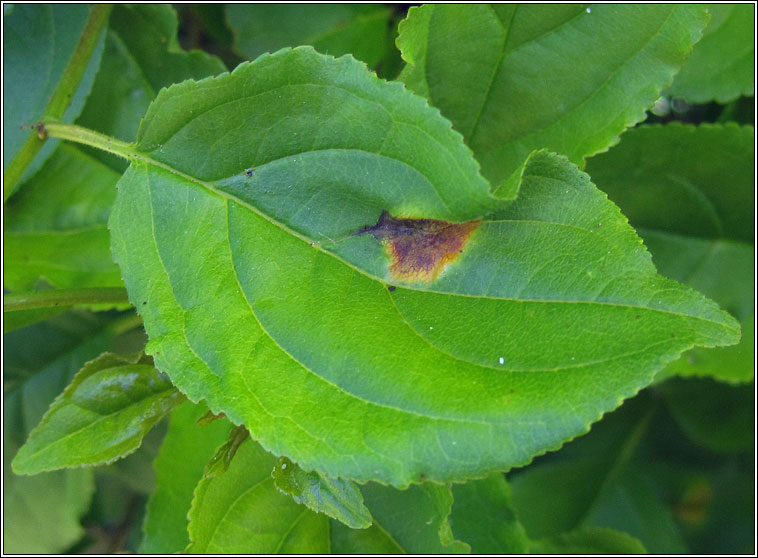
[
  {"left": 4, "top": 288, "right": 130, "bottom": 312},
  {"left": 41, "top": 121, "right": 136, "bottom": 161},
  {"left": 3, "top": 4, "right": 113, "bottom": 201}
]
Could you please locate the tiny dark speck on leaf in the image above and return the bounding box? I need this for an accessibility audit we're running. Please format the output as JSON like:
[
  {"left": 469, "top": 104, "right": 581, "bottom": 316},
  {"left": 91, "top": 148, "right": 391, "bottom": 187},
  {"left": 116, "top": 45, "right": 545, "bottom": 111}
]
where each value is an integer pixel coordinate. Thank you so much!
[
  {"left": 142, "top": 301, "right": 147, "bottom": 305},
  {"left": 246, "top": 170, "right": 254, "bottom": 177},
  {"left": 388, "top": 285, "right": 396, "bottom": 291},
  {"left": 635, "top": 315, "right": 641, "bottom": 319}
]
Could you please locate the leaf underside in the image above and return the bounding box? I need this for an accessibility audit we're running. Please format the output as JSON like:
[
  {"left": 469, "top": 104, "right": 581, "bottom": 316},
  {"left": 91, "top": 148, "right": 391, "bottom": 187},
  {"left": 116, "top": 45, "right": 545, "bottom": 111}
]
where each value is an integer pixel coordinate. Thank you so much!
[{"left": 110, "top": 47, "right": 738, "bottom": 487}]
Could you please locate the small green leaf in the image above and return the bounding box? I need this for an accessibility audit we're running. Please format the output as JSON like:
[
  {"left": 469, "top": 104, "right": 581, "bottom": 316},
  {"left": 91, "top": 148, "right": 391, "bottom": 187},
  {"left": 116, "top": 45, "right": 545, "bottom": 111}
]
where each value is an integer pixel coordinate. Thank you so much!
[
  {"left": 397, "top": 4, "right": 709, "bottom": 189},
  {"left": 140, "top": 400, "right": 232, "bottom": 554},
  {"left": 3, "top": 313, "right": 111, "bottom": 553},
  {"left": 530, "top": 526, "right": 646, "bottom": 554},
  {"left": 227, "top": 4, "right": 392, "bottom": 68},
  {"left": 4, "top": 144, "right": 122, "bottom": 292},
  {"left": 585, "top": 123, "right": 754, "bottom": 383},
  {"left": 204, "top": 424, "right": 249, "bottom": 478},
  {"left": 12, "top": 351, "right": 183, "bottom": 475},
  {"left": 3, "top": 4, "right": 105, "bottom": 186},
  {"left": 110, "top": 47, "right": 738, "bottom": 488},
  {"left": 666, "top": 4, "right": 755, "bottom": 103},
  {"left": 272, "top": 456, "right": 372, "bottom": 530},
  {"left": 450, "top": 474, "right": 530, "bottom": 554}
]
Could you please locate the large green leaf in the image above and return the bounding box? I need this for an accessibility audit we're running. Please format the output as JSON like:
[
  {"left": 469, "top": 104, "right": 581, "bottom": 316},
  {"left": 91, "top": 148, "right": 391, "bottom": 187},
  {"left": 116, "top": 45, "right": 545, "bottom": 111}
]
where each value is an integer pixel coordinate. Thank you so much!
[
  {"left": 76, "top": 4, "right": 225, "bottom": 171},
  {"left": 666, "top": 4, "right": 755, "bottom": 103},
  {"left": 585, "top": 123, "right": 754, "bottom": 383},
  {"left": 3, "top": 4, "right": 105, "bottom": 186},
  {"left": 109, "top": 47, "right": 738, "bottom": 487},
  {"left": 3, "top": 313, "right": 111, "bottom": 553},
  {"left": 227, "top": 4, "right": 392, "bottom": 68},
  {"left": 186, "top": 437, "right": 468, "bottom": 553},
  {"left": 3, "top": 143, "right": 122, "bottom": 292},
  {"left": 140, "top": 401, "right": 232, "bottom": 554},
  {"left": 12, "top": 352, "right": 182, "bottom": 475},
  {"left": 397, "top": 4, "right": 708, "bottom": 190}
]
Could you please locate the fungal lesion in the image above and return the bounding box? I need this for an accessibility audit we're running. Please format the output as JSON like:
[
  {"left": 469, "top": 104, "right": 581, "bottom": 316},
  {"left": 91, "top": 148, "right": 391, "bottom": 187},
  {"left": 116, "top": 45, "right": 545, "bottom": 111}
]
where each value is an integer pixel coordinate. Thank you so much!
[{"left": 354, "top": 210, "right": 479, "bottom": 283}]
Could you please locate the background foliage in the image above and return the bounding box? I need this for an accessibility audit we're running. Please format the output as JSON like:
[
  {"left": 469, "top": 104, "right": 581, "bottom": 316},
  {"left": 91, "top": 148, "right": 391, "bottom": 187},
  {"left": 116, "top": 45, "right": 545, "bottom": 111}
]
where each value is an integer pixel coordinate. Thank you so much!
[{"left": 3, "top": 3, "right": 754, "bottom": 554}]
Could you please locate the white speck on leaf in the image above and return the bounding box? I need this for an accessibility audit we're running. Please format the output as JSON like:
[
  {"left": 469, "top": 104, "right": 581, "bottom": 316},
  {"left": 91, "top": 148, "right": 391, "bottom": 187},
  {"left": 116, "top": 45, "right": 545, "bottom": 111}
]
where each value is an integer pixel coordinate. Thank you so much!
[
  {"left": 586, "top": 7, "right": 592, "bottom": 13},
  {"left": 499, "top": 357, "right": 505, "bottom": 365}
]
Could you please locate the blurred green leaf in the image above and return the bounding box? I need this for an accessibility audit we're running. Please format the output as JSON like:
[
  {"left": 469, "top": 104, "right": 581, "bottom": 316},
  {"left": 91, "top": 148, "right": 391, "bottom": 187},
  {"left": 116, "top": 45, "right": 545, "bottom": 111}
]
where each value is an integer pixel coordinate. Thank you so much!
[
  {"left": 639, "top": 410, "right": 754, "bottom": 554},
  {"left": 3, "top": 4, "right": 105, "bottom": 186},
  {"left": 667, "top": 4, "right": 755, "bottom": 103},
  {"left": 272, "top": 456, "right": 372, "bottom": 529},
  {"left": 76, "top": 4, "right": 225, "bottom": 172},
  {"left": 12, "top": 352, "right": 182, "bottom": 475},
  {"left": 585, "top": 123, "right": 754, "bottom": 383},
  {"left": 227, "top": 4, "right": 392, "bottom": 68},
  {"left": 357, "top": 482, "right": 470, "bottom": 554},
  {"left": 661, "top": 377, "right": 754, "bottom": 453},
  {"left": 95, "top": 417, "right": 167, "bottom": 495},
  {"left": 584, "top": 466, "right": 688, "bottom": 553},
  {"left": 530, "top": 526, "right": 646, "bottom": 554},
  {"left": 3, "top": 313, "right": 114, "bottom": 553},
  {"left": 139, "top": 400, "right": 232, "bottom": 554},
  {"left": 509, "top": 394, "right": 688, "bottom": 553},
  {"left": 3, "top": 306, "right": 68, "bottom": 333},
  {"left": 449, "top": 473, "right": 529, "bottom": 553},
  {"left": 397, "top": 4, "right": 708, "bottom": 190},
  {"left": 4, "top": 143, "right": 122, "bottom": 292}
]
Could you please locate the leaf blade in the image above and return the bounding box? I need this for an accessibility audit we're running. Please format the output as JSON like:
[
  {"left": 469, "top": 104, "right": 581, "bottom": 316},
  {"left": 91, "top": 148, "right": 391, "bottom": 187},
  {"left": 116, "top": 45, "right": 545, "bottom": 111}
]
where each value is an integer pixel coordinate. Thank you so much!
[{"left": 111, "top": 47, "right": 739, "bottom": 488}]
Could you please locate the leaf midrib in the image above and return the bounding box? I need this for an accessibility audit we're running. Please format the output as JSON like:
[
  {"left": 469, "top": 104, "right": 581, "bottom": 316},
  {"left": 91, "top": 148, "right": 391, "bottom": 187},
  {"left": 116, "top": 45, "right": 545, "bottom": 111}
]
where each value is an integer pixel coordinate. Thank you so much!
[{"left": 131, "top": 151, "right": 735, "bottom": 337}]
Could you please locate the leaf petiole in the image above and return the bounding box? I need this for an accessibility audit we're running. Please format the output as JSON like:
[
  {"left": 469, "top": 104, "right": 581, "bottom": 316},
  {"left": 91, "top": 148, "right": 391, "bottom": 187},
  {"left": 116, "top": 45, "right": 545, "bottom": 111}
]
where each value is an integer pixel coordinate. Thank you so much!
[{"left": 40, "top": 121, "right": 137, "bottom": 162}]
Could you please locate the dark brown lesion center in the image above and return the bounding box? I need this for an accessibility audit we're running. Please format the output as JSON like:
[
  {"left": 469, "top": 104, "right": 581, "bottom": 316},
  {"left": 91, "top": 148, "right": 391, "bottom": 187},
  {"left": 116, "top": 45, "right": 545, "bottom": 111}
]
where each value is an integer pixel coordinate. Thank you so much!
[{"left": 354, "top": 211, "right": 480, "bottom": 283}]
